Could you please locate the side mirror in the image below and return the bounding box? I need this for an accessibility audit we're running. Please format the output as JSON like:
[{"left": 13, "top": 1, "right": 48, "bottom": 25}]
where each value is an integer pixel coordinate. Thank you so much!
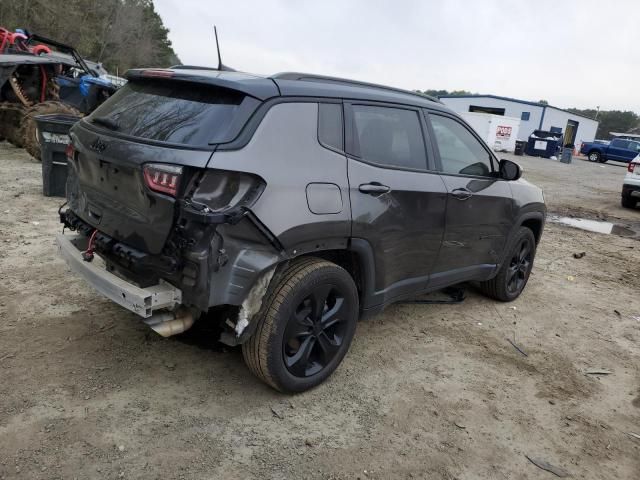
[{"left": 499, "top": 159, "right": 522, "bottom": 181}]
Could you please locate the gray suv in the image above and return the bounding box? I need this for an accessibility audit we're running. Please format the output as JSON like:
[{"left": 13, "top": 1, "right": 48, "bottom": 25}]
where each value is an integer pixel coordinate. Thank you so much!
[{"left": 57, "top": 69, "right": 545, "bottom": 392}]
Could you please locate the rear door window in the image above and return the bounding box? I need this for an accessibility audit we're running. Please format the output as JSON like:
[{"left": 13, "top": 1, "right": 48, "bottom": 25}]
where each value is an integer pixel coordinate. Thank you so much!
[
  {"left": 87, "top": 80, "right": 245, "bottom": 146},
  {"left": 611, "top": 139, "right": 629, "bottom": 149},
  {"left": 350, "top": 105, "right": 427, "bottom": 170}
]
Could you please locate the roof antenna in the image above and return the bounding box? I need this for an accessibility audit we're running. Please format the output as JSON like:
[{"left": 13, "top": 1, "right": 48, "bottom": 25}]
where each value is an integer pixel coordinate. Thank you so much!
[{"left": 214, "top": 26, "right": 236, "bottom": 72}]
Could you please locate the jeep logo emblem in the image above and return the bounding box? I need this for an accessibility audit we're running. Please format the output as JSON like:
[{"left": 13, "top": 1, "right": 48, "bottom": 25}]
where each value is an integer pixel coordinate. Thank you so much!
[{"left": 89, "top": 138, "right": 107, "bottom": 153}]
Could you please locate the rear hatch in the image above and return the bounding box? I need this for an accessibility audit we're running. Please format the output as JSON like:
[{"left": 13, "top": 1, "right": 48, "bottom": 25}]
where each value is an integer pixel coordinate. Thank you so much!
[{"left": 67, "top": 72, "right": 270, "bottom": 254}]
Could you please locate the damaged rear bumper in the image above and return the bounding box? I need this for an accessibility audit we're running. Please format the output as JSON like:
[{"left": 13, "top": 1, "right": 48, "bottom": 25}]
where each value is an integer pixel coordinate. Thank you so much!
[
  {"left": 56, "top": 233, "right": 182, "bottom": 318},
  {"left": 58, "top": 203, "right": 286, "bottom": 344}
]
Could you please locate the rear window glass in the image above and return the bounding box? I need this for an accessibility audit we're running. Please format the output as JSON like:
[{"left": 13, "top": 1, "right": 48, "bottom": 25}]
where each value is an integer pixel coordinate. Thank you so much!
[{"left": 87, "top": 80, "right": 245, "bottom": 146}]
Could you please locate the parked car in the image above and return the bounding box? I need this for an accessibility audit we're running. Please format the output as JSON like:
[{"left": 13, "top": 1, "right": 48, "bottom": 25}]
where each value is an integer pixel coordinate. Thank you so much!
[
  {"left": 57, "top": 68, "right": 546, "bottom": 392},
  {"left": 580, "top": 138, "right": 640, "bottom": 163},
  {"left": 622, "top": 155, "right": 640, "bottom": 208}
]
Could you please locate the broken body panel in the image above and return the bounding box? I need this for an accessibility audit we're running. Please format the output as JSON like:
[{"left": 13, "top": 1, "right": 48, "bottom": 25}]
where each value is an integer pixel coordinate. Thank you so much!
[{"left": 60, "top": 90, "right": 352, "bottom": 344}]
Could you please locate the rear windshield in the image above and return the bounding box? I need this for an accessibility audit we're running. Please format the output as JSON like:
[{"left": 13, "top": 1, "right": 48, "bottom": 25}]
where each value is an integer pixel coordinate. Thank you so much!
[{"left": 87, "top": 80, "right": 245, "bottom": 146}]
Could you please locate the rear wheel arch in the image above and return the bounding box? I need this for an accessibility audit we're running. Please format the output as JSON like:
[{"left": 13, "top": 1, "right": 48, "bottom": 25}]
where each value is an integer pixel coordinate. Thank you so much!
[
  {"left": 297, "top": 248, "right": 366, "bottom": 307},
  {"left": 241, "top": 256, "right": 360, "bottom": 392}
]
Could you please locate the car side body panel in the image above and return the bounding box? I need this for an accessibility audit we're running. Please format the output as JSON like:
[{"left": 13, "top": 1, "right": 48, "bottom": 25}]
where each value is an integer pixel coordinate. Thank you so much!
[
  {"left": 207, "top": 102, "right": 352, "bottom": 256},
  {"left": 347, "top": 159, "right": 448, "bottom": 304},
  {"left": 504, "top": 178, "right": 546, "bottom": 254},
  {"left": 432, "top": 176, "right": 514, "bottom": 276}
]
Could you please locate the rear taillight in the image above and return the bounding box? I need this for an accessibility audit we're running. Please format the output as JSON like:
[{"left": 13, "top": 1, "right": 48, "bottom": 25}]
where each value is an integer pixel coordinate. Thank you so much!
[
  {"left": 65, "top": 143, "right": 75, "bottom": 161},
  {"left": 191, "top": 170, "right": 266, "bottom": 211},
  {"left": 143, "top": 163, "right": 182, "bottom": 197},
  {"left": 629, "top": 163, "right": 637, "bottom": 173}
]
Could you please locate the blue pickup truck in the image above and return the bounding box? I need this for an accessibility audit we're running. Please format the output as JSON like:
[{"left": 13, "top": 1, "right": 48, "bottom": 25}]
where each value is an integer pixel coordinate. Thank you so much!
[{"left": 580, "top": 138, "right": 640, "bottom": 163}]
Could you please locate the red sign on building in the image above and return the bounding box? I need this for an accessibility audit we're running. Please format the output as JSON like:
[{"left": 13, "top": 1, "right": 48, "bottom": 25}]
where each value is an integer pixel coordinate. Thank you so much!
[{"left": 496, "top": 126, "right": 512, "bottom": 139}]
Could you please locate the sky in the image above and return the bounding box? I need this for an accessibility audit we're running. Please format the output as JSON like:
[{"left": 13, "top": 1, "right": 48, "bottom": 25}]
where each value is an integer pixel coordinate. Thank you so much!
[{"left": 154, "top": 0, "right": 640, "bottom": 112}]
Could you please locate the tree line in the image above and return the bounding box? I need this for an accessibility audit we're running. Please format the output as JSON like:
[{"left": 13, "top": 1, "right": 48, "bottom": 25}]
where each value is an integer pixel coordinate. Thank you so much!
[
  {"left": 565, "top": 108, "right": 639, "bottom": 139},
  {"left": 0, "top": 0, "right": 179, "bottom": 75},
  {"left": 416, "top": 89, "right": 473, "bottom": 98}
]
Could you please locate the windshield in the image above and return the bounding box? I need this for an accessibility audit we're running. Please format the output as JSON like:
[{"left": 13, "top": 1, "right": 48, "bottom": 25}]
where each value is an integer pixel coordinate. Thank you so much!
[{"left": 87, "top": 80, "right": 245, "bottom": 146}]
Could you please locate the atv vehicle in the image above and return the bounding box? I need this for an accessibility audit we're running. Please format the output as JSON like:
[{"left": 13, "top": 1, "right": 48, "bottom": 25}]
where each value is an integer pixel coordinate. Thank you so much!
[{"left": 0, "top": 28, "right": 120, "bottom": 159}]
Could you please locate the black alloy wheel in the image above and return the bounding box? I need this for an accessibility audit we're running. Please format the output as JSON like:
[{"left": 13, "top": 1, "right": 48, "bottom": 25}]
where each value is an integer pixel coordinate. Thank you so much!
[
  {"left": 506, "top": 237, "right": 533, "bottom": 295},
  {"left": 283, "top": 284, "right": 349, "bottom": 377},
  {"left": 478, "top": 226, "right": 537, "bottom": 302},
  {"left": 242, "top": 258, "right": 359, "bottom": 393}
]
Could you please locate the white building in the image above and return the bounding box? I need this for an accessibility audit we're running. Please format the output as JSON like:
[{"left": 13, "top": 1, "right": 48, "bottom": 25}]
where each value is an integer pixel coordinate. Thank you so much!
[{"left": 439, "top": 94, "right": 599, "bottom": 148}]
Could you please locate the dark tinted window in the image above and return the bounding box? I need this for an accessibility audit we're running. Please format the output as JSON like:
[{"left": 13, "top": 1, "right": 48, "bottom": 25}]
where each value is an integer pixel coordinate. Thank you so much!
[
  {"left": 430, "top": 114, "right": 493, "bottom": 176},
  {"left": 469, "top": 105, "right": 505, "bottom": 115},
  {"left": 352, "top": 105, "right": 427, "bottom": 170},
  {"left": 87, "top": 80, "right": 245, "bottom": 146},
  {"left": 521, "top": 111, "right": 530, "bottom": 121},
  {"left": 318, "top": 103, "right": 343, "bottom": 151},
  {"left": 611, "top": 139, "right": 629, "bottom": 149}
]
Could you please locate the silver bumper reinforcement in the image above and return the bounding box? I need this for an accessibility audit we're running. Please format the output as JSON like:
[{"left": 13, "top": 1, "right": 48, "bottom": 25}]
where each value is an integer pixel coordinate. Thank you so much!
[{"left": 56, "top": 234, "right": 182, "bottom": 318}]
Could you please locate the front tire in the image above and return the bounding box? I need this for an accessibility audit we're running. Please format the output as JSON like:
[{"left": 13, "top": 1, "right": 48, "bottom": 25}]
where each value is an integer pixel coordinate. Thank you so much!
[
  {"left": 479, "top": 227, "right": 537, "bottom": 302},
  {"left": 588, "top": 151, "right": 602, "bottom": 163},
  {"left": 242, "top": 258, "right": 359, "bottom": 393}
]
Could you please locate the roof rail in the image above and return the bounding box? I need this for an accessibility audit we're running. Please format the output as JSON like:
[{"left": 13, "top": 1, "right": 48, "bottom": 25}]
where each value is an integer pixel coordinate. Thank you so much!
[{"left": 272, "top": 72, "right": 440, "bottom": 103}]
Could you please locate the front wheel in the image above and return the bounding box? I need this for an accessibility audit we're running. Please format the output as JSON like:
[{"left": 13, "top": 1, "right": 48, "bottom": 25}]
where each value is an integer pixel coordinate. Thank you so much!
[
  {"left": 479, "top": 227, "right": 537, "bottom": 302},
  {"left": 588, "top": 151, "right": 602, "bottom": 163},
  {"left": 242, "top": 258, "right": 359, "bottom": 393}
]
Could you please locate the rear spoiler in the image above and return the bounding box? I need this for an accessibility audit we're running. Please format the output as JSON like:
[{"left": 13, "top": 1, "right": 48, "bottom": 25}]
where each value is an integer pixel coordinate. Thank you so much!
[{"left": 125, "top": 69, "right": 280, "bottom": 101}]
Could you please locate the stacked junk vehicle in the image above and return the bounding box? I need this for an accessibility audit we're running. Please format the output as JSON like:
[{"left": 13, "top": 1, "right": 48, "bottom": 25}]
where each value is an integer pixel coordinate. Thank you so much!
[{"left": 0, "top": 27, "right": 122, "bottom": 159}]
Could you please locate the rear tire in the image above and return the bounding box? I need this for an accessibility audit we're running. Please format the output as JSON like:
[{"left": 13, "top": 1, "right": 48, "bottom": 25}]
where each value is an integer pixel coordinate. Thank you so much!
[
  {"left": 479, "top": 227, "right": 536, "bottom": 302},
  {"left": 588, "top": 151, "right": 601, "bottom": 163},
  {"left": 242, "top": 258, "right": 359, "bottom": 393},
  {"left": 621, "top": 194, "right": 637, "bottom": 209},
  {"left": 20, "top": 101, "right": 82, "bottom": 161}
]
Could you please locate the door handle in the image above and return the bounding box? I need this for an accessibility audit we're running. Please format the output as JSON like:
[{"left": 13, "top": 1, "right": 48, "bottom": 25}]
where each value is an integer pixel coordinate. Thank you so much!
[
  {"left": 359, "top": 183, "right": 391, "bottom": 195},
  {"left": 451, "top": 188, "right": 473, "bottom": 200}
]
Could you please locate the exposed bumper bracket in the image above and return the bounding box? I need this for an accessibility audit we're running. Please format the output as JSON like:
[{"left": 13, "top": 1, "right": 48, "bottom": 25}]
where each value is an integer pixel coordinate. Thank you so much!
[{"left": 56, "top": 234, "right": 182, "bottom": 318}]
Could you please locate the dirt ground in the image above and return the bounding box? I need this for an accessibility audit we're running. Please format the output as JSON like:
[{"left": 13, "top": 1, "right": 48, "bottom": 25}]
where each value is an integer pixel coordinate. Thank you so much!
[{"left": 0, "top": 143, "right": 639, "bottom": 480}]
